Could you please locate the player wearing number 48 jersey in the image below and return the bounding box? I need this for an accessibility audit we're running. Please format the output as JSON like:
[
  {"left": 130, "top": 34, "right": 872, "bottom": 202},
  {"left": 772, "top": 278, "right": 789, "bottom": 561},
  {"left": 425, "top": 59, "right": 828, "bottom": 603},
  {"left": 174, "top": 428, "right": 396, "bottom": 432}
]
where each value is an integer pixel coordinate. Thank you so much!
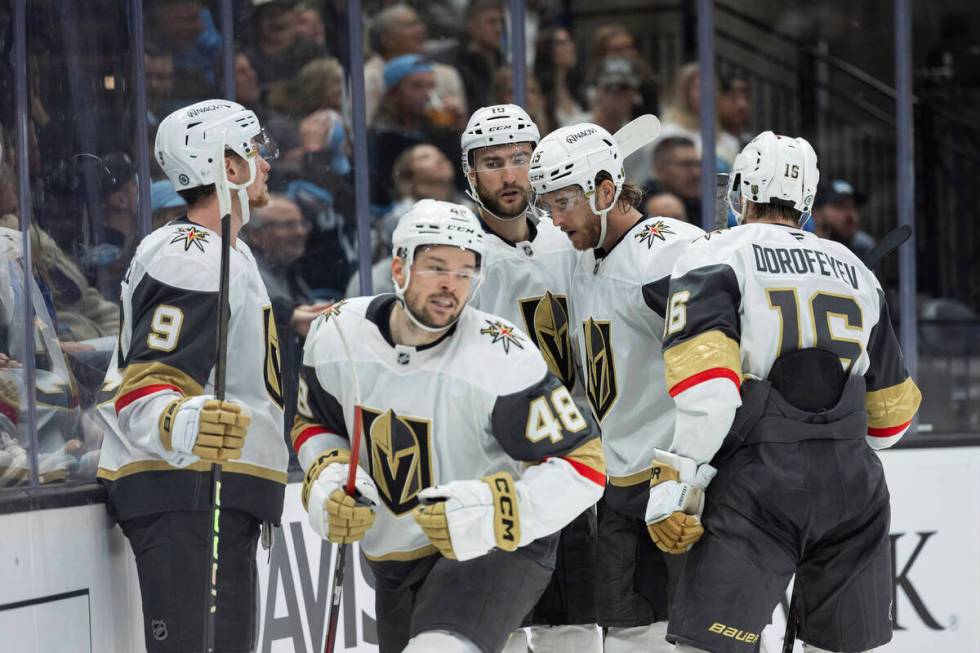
[
  {"left": 97, "top": 100, "right": 289, "bottom": 653},
  {"left": 657, "top": 131, "right": 921, "bottom": 653},
  {"left": 295, "top": 200, "right": 605, "bottom": 653}
]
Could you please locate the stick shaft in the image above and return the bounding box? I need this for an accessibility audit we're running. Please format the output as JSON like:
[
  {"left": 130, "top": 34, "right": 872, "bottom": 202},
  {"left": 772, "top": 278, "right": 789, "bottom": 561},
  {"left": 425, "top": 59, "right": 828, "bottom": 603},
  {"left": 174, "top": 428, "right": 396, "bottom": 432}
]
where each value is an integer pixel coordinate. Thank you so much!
[{"left": 204, "top": 213, "right": 232, "bottom": 652}]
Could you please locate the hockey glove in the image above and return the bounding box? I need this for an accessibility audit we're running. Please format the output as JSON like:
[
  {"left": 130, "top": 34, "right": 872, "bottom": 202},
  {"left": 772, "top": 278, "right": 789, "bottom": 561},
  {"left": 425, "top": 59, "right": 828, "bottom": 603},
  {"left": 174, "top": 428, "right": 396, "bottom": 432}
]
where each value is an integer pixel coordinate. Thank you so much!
[
  {"left": 159, "top": 395, "right": 251, "bottom": 467},
  {"left": 303, "top": 449, "right": 380, "bottom": 544},
  {"left": 413, "top": 472, "right": 521, "bottom": 561},
  {"left": 645, "top": 449, "right": 717, "bottom": 554}
]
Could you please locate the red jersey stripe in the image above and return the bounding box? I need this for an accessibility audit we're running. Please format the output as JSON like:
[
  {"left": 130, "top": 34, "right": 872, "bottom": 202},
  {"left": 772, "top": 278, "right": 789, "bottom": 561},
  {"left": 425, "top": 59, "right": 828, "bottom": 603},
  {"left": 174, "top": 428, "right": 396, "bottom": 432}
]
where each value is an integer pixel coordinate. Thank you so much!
[
  {"left": 115, "top": 384, "right": 182, "bottom": 414},
  {"left": 669, "top": 367, "right": 741, "bottom": 397},
  {"left": 868, "top": 420, "right": 911, "bottom": 438}
]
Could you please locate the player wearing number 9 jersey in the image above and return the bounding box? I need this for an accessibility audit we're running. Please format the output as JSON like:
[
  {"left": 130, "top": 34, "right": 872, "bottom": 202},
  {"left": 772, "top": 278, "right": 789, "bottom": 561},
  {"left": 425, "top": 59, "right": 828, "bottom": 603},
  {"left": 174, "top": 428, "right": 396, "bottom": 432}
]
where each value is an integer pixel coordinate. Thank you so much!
[
  {"left": 659, "top": 132, "right": 921, "bottom": 653},
  {"left": 96, "top": 101, "right": 288, "bottom": 653}
]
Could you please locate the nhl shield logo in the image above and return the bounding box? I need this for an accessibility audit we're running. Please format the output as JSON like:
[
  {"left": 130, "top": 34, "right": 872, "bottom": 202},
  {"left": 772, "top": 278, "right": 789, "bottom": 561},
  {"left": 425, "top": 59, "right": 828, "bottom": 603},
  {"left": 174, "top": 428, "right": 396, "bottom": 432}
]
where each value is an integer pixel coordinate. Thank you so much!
[
  {"left": 519, "top": 292, "right": 576, "bottom": 390},
  {"left": 151, "top": 619, "right": 168, "bottom": 641},
  {"left": 583, "top": 317, "right": 618, "bottom": 421},
  {"left": 362, "top": 408, "right": 434, "bottom": 515}
]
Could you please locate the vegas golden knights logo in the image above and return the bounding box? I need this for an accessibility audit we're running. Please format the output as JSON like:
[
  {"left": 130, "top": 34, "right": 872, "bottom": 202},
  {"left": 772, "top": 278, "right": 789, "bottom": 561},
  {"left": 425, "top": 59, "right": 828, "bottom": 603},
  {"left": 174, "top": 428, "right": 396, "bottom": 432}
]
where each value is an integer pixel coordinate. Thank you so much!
[
  {"left": 362, "top": 407, "right": 434, "bottom": 515},
  {"left": 583, "top": 318, "right": 618, "bottom": 420},
  {"left": 262, "top": 306, "right": 284, "bottom": 409},
  {"left": 519, "top": 292, "right": 576, "bottom": 390}
]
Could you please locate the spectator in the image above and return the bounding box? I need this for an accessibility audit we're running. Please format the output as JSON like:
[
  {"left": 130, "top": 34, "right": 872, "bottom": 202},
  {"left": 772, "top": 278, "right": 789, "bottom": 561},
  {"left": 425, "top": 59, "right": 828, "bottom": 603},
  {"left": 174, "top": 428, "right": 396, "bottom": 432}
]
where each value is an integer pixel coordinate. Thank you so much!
[
  {"left": 454, "top": 0, "right": 505, "bottom": 111},
  {"left": 659, "top": 62, "right": 741, "bottom": 168},
  {"left": 146, "top": 0, "right": 221, "bottom": 95},
  {"left": 91, "top": 152, "right": 139, "bottom": 300},
  {"left": 491, "top": 66, "right": 551, "bottom": 134},
  {"left": 245, "top": 195, "right": 320, "bottom": 427},
  {"left": 368, "top": 54, "right": 463, "bottom": 207},
  {"left": 144, "top": 45, "right": 179, "bottom": 128},
  {"left": 812, "top": 179, "right": 877, "bottom": 260},
  {"left": 234, "top": 51, "right": 302, "bottom": 179},
  {"left": 644, "top": 189, "right": 687, "bottom": 222},
  {"left": 718, "top": 72, "right": 752, "bottom": 147},
  {"left": 365, "top": 4, "right": 467, "bottom": 127},
  {"left": 294, "top": 1, "right": 327, "bottom": 48},
  {"left": 590, "top": 58, "right": 646, "bottom": 181},
  {"left": 646, "top": 136, "right": 701, "bottom": 221},
  {"left": 150, "top": 179, "right": 188, "bottom": 229},
  {"left": 347, "top": 144, "right": 461, "bottom": 298},
  {"left": 534, "top": 26, "right": 588, "bottom": 128},
  {"left": 240, "top": 0, "right": 325, "bottom": 90},
  {"left": 587, "top": 24, "right": 658, "bottom": 117}
]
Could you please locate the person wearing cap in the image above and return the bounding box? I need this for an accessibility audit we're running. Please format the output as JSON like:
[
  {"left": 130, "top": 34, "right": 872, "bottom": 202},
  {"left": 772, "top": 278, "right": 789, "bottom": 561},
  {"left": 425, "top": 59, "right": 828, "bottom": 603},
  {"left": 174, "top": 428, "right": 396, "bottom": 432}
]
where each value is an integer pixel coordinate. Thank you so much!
[
  {"left": 369, "top": 54, "right": 464, "bottom": 208},
  {"left": 150, "top": 179, "right": 189, "bottom": 229},
  {"left": 365, "top": 3, "right": 467, "bottom": 126},
  {"left": 812, "top": 179, "right": 877, "bottom": 261},
  {"left": 590, "top": 58, "right": 651, "bottom": 184}
]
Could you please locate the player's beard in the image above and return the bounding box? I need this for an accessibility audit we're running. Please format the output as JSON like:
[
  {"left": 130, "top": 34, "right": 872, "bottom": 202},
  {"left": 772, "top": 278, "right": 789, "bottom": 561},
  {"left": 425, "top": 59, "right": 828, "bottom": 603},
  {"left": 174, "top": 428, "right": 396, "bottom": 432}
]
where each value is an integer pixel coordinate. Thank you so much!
[
  {"left": 405, "top": 288, "right": 464, "bottom": 329},
  {"left": 477, "top": 182, "right": 529, "bottom": 220},
  {"left": 249, "top": 186, "right": 271, "bottom": 209}
]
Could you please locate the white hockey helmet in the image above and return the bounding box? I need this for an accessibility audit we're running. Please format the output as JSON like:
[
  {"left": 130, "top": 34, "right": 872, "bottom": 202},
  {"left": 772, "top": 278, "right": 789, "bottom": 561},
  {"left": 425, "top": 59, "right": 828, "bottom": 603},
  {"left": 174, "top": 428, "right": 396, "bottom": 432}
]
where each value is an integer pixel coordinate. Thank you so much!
[
  {"left": 727, "top": 130, "right": 819, "bottom": 225},
  {"left": 155, "top": 99, "right": 276, "bottom": 224},
  {"left": 391, "top": 199, "right": 486, "bottom": 333},
  {"left": 461, "top": 104, "right": 540, "bottom": 220},
  {"left": 528, "top": 122, "right": 625, "bottom": 247}
]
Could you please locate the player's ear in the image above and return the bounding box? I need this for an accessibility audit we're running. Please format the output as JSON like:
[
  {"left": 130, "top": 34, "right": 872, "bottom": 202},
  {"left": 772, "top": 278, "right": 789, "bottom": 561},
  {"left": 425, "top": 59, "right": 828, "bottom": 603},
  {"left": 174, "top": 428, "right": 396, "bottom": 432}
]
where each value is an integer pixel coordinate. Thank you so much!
[{"left": 391, "top": 255, "right": 406, "bottom": 288}]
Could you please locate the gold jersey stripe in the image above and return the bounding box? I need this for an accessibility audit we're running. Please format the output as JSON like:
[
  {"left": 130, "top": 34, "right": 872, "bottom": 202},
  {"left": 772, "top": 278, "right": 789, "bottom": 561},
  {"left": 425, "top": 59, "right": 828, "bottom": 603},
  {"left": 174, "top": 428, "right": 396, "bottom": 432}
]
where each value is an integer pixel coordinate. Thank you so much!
[
  {"left": 560, "top": 437, "right": 606, "bottom": 478},
  {"left": 866, "top": 377, "right": 922, "bottom": 430},
  {"left": 664, "top": 330, "right": 742, "bottom": 391},
  {"left": 117, "top": 361, "right": 204, "bottom": 405},
  {"left": 608, "top": 468, "right": 652, "bottom": 487},
  {"left": 97, "top": 459, "right": 287, "bottom": 484}
]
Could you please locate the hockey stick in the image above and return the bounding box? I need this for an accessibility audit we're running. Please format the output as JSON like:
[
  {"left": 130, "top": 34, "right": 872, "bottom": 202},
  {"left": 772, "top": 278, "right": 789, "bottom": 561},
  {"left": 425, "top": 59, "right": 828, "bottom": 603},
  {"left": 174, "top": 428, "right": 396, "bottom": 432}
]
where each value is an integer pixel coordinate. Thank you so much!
[
  {"left": 322, "top": 313, "right": 364, "bottom": 653},
  {"left": 204, "top": 139, "right": 236, "bottom": 653},
  {"left": 781, "top": 582, "right": 799, "bottom": 653},
  {"left": 863, "top": 224, "right": 912, "bottom": 270},
  {"left": 614, "top": 113, "right": 662, "bottom": 158}
]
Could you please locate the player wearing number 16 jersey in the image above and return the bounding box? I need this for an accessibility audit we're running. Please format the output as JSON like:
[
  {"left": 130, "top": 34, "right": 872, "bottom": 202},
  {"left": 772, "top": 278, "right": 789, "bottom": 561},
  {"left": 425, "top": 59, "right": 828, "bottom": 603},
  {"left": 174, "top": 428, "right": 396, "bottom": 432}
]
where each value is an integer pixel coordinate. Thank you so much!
[{"left": 657, "top": 132, "right": 921, "bottom": 653}]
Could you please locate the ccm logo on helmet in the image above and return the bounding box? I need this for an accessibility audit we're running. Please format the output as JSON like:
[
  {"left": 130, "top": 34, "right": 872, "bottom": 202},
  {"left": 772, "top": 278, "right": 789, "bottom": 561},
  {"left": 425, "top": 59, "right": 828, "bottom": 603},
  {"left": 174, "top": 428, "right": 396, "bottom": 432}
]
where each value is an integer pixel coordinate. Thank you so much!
[
  {"left": 566, "top": 127, "right": 597, "bottom": 144},
  {"left": 488, "top": 125, "right": 511, "bottom": 132},
  {"left": 186, "top": 103, "right": 225, "bottom": 118}
]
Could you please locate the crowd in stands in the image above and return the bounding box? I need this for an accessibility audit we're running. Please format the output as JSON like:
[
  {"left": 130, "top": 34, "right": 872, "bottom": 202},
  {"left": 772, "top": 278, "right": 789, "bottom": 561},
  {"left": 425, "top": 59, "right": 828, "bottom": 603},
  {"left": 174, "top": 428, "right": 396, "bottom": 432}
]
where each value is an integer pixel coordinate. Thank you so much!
[{"left": 0, "top": 0, "right": 922, "bottom": 487}]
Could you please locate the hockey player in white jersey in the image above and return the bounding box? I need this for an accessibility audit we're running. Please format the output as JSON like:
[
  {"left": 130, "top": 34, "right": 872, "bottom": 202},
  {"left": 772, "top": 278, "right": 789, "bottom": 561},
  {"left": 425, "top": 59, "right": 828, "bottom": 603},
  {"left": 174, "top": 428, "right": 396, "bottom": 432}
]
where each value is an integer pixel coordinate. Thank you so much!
[
  {"left": 529, "top": 123, "right": 704, "bottom": 652},
  {"left": 294, "top": 199, "right": 606, "bottom": 653},
  {"left": 97, "top": 100, "right": 289, "bottom": 652},
  {"left": 461, "top": 104, "right": 598, "bottom": 652},
  {"left": 655, "top": 132, "right": 921, "bottom": 653}
]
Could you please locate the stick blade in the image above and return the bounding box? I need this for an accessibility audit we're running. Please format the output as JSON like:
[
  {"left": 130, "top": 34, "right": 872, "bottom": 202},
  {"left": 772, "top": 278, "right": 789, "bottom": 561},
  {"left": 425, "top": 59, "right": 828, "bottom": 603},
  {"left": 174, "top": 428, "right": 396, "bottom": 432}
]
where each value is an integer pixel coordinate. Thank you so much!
[
  {"left": 863, "top": 224, "right": 912, "bottom": 270},
  {"left": 614, "top": 114, "right": 662, "bottom": 158}
]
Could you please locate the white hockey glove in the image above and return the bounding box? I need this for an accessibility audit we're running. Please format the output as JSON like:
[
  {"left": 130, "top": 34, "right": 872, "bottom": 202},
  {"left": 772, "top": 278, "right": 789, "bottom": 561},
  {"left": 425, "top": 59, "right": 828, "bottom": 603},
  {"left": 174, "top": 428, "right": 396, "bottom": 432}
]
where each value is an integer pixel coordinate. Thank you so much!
[
  {"left": 159, "top": 395, "right": 251, "bottom": 467},
  {"left": 645, "top": 449, "right": 717, "bottom": 554},
  {"left": 302, "top": 449, "right": 379, "bottom": 544},
  {"left": 413, "top": 472, "right": 521, "bottom": 561}
]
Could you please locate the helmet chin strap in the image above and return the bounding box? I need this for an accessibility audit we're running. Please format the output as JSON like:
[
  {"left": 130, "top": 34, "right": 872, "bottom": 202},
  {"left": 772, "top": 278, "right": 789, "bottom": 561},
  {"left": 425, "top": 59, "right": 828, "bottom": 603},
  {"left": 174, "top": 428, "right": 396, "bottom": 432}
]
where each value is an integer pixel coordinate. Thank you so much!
[
  {"left": 392, "top": 266, "right": 461, "bottom": 335},
  {"left": 588, "top": 189, "right": 615, "bottom": 250}
]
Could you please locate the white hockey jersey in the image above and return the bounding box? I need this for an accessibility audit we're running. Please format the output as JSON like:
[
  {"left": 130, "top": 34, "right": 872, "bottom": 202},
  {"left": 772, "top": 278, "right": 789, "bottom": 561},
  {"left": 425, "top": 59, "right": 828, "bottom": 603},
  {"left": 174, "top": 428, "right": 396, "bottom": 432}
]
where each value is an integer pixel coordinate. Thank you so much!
[
  {"left": 97, "top": 217, "right": 288, "bottom": 522},
  {"left": 292, "top": 295, "right": 605, "bottom": 561},
  {"left": 663, "top": 223, "right": 922, "bottom": 465},
  {"left": 471, "top": 217, "right": 582, "bottom": 396},
  {"left": 569, "top": 217, "right": 705, "bottom": 489}
]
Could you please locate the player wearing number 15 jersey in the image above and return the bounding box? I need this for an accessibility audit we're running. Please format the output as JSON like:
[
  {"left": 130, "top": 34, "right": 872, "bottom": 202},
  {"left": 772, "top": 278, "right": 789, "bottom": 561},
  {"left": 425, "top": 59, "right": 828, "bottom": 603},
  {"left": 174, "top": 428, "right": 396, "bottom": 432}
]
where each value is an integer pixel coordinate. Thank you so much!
[{"left": 655, "top": 132, "right": 921, "bottom": 653}]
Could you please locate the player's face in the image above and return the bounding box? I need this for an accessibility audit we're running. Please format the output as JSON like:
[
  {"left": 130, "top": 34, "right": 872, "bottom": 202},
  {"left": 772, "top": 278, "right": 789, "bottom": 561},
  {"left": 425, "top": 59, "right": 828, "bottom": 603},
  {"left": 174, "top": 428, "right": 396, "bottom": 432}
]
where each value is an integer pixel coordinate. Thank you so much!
[
  {"left": 400, "top": 245, "right": 479, "bottom": 328},
  {"left": 535, "top": 185, "right": 601, "bottom": 250},
  {"left": 471, "top": 143, "right": 533, "bottom": 219}
]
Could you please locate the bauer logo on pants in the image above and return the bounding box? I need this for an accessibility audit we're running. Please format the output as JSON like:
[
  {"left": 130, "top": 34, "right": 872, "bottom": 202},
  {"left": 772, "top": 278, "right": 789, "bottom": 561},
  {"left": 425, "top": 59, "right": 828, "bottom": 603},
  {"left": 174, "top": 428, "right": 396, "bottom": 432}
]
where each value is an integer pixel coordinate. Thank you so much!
[{"left": 362, "top": 408, "right": 434, "bottom": 515}]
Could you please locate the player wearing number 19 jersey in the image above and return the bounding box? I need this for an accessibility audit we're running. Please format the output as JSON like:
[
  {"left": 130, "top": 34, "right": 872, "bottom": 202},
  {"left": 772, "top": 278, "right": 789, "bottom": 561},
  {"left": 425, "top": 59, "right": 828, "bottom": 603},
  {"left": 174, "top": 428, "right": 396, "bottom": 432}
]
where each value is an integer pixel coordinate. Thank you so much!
[{"left": 656, "top": 132, "right": 921, "bottom": 653}]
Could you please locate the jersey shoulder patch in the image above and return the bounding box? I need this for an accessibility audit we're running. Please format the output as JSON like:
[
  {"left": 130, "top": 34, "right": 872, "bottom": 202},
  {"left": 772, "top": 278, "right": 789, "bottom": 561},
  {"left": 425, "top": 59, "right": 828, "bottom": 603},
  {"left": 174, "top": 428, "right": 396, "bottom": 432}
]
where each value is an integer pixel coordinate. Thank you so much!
[{"left": 457, "top": 307, "right": 548, "bottom": 394}]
